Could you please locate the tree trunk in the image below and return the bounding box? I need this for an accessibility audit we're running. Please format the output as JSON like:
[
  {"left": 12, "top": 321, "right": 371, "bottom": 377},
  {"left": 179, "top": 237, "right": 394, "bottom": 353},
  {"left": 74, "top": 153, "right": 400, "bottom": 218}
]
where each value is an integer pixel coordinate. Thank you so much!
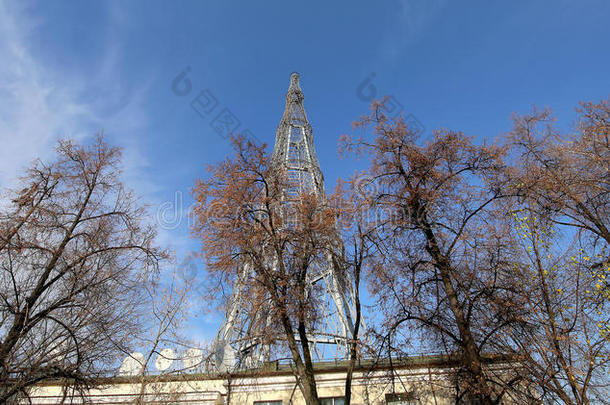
[
  {"left": 420, "top": 212, "right": 494, "bottom": 405},
  {"left": 277, "top": 307, "right": 321, "bottom": 405},
  {"left": 345, "top": 258, "right": 362, "bottom": 405}
]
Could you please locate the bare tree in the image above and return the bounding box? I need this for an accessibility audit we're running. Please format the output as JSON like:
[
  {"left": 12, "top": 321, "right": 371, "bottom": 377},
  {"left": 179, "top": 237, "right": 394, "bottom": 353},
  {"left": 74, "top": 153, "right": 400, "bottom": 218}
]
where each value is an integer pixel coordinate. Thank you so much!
[
  {"left": 0, "top": 136, "right": 165, "bottom": 403},
  {"left": 127, "top": 259, "right": 199, "bottom": 405},
  {"left": 510, "top": 101, "right": 610, "bottom": 320},
  {"left": 340, "top": 101, "right": 528, "bottom": 404},
  {"left": 192, "top": 135, "right": 358, "bottom": 405},
  {"left": 510, "top": 100, "right": 610, "bottom": 247},
  {"left": 331, "top": 177, "right": 374, "bottom": 405},
  {"left": 501, "top": 100, "right": 610, "bottom": 404},
  {"left": 495, "top": 204, "right": 610, "bottom": 404}
]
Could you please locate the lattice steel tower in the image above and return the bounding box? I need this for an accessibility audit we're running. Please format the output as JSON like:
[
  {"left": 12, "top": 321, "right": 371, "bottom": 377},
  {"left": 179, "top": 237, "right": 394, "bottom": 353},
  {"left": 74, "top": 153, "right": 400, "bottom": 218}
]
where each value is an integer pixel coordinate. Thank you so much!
[{"left": 213, "top": 73, "right": 358, "bottom": 371}]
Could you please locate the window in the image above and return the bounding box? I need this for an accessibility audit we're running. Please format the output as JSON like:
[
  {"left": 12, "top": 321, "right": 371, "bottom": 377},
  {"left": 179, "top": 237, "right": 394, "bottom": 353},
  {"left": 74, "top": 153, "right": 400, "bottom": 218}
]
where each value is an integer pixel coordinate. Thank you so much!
[
  {"left": 253, "top": 402, "right": 282, "bottom": 405},
  {"left": 386, "top": 392, "right": 418, "bottom": 404},
  {"left": 321, "top": 397, "right": 345, "bottom": 405}
]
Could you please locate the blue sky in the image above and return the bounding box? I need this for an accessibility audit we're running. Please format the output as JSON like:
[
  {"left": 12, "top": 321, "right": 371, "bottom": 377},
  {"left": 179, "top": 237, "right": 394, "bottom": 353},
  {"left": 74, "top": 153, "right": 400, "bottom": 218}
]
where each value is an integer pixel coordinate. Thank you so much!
[{"left": 1, "top": 0, "right": 609, "bottom": 344}]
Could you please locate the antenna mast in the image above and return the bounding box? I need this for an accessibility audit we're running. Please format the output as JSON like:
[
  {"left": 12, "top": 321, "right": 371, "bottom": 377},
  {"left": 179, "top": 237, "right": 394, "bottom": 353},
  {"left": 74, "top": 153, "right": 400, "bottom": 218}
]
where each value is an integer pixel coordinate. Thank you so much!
[{"left": 213, "top": 73, "right": 359, "bottom": 371}]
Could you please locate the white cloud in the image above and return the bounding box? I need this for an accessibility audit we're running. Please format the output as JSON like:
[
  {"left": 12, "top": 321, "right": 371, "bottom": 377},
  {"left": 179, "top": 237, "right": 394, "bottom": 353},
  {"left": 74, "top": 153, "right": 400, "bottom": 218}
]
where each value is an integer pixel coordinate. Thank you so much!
[
  {"left": 0, "top": 0, "right": 154, "bottom": 196},
  {"left": 381, "top": 0, "right": 447, "bottom": 60},
  {"left": 0, "top": 0, "right": 214, "bottom": 344},
  {"left": 0, "top": 2, "right": 92, "bottom": 188},
  {"left": 0, "top": 0, "right": 198, "bottom": 253}
]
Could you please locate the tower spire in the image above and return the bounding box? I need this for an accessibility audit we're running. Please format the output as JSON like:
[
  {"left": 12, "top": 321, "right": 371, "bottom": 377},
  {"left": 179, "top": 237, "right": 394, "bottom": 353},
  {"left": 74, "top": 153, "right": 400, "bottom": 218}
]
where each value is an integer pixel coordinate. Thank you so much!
[{"left": 271, "top": 72, "right": 325, "bottom": 197}]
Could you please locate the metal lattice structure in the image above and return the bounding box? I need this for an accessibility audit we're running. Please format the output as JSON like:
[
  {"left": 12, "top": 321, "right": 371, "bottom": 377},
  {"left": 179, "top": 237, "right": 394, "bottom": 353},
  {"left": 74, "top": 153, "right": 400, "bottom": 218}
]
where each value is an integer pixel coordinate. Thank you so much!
[{"left": 213, "top": 73, "right": 358, "bottom": 371}]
